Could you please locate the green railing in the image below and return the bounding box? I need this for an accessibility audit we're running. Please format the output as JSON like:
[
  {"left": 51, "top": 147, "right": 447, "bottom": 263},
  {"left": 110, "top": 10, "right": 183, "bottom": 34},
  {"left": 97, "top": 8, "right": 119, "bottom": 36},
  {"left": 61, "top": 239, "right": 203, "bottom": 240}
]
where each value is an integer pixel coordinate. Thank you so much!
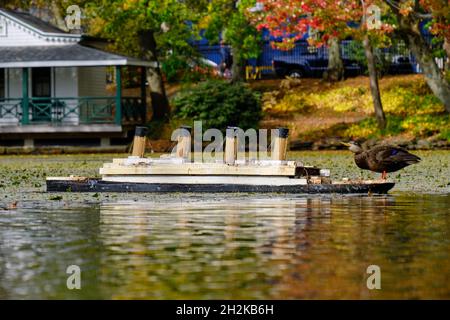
[
  {"left": 0, "top": 98, "right": 22, "bottom": 124},
  {"left": 0, "top": 96, "right": 145, "bottom": 125}
]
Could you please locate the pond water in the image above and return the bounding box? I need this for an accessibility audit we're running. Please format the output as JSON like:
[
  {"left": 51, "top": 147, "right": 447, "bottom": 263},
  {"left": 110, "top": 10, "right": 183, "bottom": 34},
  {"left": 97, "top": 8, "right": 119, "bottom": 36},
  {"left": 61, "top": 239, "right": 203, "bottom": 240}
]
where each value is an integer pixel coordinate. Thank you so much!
[{"left": 0, "top": 152, "right": 449, "bottom": 299}]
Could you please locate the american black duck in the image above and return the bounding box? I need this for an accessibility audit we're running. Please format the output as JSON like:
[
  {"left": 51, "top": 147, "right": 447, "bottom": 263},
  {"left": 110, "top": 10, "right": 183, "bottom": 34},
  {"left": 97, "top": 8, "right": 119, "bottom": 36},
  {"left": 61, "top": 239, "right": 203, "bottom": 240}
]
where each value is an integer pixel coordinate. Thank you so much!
[{"left": 341, "top": 141, "right": 421, "bottom": 179}]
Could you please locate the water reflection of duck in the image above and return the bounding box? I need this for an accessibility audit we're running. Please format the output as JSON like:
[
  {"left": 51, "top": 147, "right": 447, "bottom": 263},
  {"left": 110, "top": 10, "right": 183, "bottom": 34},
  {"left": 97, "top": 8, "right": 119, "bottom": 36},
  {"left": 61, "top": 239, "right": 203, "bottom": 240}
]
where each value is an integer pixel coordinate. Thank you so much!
[{"left": 341, "top": 142, "right": 421, "bottom": 179}]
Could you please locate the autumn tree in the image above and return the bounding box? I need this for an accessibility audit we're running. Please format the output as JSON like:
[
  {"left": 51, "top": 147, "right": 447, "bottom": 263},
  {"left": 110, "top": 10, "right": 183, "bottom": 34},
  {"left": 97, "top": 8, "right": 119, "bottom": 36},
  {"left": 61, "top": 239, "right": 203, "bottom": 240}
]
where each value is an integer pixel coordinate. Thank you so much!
[
  {"left": 419, "top": 0, "right": 450, "bottom": 58},
  {"left": 81, "top": 0, "right": 203, "bottom": 120},
  {"left": 384, "top": 0, "right": 450, "bottom": 113},
  {"left": 202, "top": 0, "right": 261, "bottom": 82},
  {"left": 251, "top": 0, "right": 392, "bottom": 129}
]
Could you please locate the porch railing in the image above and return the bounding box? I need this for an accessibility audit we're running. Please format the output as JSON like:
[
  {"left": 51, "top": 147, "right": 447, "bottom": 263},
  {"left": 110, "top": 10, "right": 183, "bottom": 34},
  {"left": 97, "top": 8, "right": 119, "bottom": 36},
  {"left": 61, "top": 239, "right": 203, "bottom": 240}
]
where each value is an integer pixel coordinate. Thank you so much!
[
  {"left": 0, "top": 98, "right": 22, "bottom": 124},
  {"left": 0, "top": 96, "right": 145, "bottom": 126}
]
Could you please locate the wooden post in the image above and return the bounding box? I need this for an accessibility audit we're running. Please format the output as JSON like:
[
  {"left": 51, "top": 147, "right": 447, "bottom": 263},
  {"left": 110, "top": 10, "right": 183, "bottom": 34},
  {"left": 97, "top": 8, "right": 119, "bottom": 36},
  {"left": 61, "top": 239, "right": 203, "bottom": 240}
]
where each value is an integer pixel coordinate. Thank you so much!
[
  {"left": 272, "top": 128, "right": 289, "bottom": 161},
  {"left": 176, "top": 125, "right": 191, "bottom": 160},
  {"left": 131, "top": 126, "right": 148, "bottom": 157},
  {"left": 115, "top": 66, "right": 122, "bottom": 125},
  {"left": 225, "top": 126, "right": 237, "bottom": 165},
  {"left": 22, "top": 68, "right": 29, "bottom": 125}
]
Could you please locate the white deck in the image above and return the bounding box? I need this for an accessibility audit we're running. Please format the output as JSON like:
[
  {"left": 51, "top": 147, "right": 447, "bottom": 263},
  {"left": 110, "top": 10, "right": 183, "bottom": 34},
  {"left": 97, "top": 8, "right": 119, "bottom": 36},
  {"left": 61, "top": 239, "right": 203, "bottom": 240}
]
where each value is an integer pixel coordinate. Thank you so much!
[{"left": 101, "top": 175, "right": 308, "bottom": 185}]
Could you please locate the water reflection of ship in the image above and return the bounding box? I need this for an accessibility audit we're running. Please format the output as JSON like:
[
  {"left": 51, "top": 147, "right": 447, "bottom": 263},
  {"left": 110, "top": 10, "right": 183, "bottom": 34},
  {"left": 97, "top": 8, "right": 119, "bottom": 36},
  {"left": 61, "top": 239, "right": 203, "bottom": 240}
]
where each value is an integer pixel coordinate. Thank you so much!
[
  {"left": 97, "top": 196, "right": 398, "bottom": 298},
  {"left": 98, "top": 198, "right": 306, "bottom": 298}
]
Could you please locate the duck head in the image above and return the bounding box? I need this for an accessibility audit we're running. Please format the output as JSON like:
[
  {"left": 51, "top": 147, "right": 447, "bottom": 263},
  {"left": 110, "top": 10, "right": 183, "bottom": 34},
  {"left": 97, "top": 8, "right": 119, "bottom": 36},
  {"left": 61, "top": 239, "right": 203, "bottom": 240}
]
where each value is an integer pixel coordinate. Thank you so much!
[{"left": 341, "top": 141, "right": 363, "bottom": 154}]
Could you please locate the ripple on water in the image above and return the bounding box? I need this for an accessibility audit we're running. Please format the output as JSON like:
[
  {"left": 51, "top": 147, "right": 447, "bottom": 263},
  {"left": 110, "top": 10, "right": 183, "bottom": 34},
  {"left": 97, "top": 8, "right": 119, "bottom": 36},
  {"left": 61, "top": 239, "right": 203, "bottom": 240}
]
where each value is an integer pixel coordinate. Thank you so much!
[{"left": 0, "top": 193, "right": 449, "bottom": 299}]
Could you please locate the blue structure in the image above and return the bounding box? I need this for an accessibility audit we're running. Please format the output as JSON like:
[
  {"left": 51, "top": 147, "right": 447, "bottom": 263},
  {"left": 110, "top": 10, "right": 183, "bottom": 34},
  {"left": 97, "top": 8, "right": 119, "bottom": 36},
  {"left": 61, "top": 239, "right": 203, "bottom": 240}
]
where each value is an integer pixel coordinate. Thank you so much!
[{"left": 191, "top": 27, "right": 442, "bottom": 78}]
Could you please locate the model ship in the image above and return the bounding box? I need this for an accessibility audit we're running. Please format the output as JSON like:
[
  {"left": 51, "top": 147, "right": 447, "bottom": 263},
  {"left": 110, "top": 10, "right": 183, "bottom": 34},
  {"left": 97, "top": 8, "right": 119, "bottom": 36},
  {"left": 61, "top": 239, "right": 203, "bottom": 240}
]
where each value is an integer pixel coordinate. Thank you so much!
[{"left": 46, "top": 126, "right": 395, "bottom": 194}]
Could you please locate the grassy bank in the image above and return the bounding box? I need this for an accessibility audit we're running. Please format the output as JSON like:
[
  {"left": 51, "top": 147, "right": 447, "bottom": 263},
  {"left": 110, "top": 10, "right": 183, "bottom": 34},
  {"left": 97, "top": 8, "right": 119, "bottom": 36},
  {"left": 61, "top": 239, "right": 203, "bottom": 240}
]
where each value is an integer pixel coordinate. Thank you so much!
[{"left": 257, "top": 75, "right": 449, "bottom": 148}]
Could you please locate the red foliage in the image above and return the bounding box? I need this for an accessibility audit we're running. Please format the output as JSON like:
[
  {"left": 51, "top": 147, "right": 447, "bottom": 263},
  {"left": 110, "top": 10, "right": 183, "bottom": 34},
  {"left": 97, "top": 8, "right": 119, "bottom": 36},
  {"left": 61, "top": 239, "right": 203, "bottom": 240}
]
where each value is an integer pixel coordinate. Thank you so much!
[
  {"left": 420, "top": 0, "right": 450, "bottom": 42},
  {"left": 246, "top": 1, "right": 425, "bottom": 49}
]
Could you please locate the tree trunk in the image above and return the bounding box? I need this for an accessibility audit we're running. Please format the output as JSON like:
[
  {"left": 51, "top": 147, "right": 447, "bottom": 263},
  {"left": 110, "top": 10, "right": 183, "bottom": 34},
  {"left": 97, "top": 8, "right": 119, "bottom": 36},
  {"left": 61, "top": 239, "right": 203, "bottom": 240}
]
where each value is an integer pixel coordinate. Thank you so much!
[
  {"left": 443, "top": 38, "right": 449, "bottom": 72},
  {"left": 385, "top": 1, "right": 450, "bottom": 113},
  {"left": 229, "top": 0, "right": 246, "bottom": 83},
  {"left": 444, "top": 39, "right": 450, "bottom": 60},
  {"left": 231, "top": 45, "right": 246, "bottom": 83},
  {"left": 363, "top": 36, "right": 387, "bottom": 129},
  {"left": 138, "top": 30, "right": 170, "bottom": 120},
  {"left": 405, "top": 31, "right": 450, "bottom": 113},
  {"left": 325, "top": 37, "right": 344, "bottom": 81}
]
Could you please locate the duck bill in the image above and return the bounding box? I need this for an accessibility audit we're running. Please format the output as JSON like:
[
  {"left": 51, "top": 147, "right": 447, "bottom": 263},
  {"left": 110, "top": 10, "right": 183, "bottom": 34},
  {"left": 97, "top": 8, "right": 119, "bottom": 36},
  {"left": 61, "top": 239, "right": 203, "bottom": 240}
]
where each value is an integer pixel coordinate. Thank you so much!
[{"left": 340, "top": 142, "right": 351, "bottom": 147}]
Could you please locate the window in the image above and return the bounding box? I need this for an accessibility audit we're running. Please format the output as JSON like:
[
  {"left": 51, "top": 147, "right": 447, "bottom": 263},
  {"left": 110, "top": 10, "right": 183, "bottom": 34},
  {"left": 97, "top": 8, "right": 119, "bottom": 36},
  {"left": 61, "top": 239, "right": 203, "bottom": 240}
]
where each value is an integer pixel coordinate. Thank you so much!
[
  {"left": 0, "top": 20, "right": 6, "bottom": 37},
  {"left": 31, "top": 68, "right": 51, "bottom": 122},
  {"left": 32, "top": 67, "right": 51, "bottom": 97},
  {"left": 0, "top": 69, "right": 5, "bottom": 99}
]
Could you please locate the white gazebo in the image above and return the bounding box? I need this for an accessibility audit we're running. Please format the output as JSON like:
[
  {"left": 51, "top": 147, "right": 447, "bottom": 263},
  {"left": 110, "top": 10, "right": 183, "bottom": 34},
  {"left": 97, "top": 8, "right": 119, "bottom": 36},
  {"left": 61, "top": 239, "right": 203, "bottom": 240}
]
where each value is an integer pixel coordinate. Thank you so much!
[{"left": 0, "top": 8, "right": 155, "bottom": 147}]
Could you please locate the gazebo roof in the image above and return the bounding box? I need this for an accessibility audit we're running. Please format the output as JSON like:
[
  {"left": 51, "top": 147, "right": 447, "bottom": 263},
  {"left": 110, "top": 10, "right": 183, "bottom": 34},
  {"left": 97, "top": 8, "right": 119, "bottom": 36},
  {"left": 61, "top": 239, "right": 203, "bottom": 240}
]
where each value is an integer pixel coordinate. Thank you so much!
[
  {"left": 0, "top": 9, "right": 157, "bottom": 68},
  {"left": 2, "top": 9, "right": 76, "bottom": 36},
  {"left": 0, "top": 44, "right": 157, "bottom": 68}
]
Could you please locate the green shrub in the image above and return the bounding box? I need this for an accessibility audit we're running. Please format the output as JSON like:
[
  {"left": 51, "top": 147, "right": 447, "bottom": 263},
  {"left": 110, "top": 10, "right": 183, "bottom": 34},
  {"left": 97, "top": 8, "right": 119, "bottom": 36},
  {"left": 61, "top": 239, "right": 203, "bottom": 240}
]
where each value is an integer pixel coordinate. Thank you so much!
[{"left": 172, "top": 80, "right": 262, "bottom": 130}]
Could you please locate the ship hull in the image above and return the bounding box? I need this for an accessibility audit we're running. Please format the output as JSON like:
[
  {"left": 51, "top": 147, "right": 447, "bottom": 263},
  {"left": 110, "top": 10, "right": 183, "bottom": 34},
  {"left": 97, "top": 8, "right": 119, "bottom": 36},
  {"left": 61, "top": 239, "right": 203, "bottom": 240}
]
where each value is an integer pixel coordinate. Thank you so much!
[{"left": 46, "top": 178, "right": 395, "bottom": 194}]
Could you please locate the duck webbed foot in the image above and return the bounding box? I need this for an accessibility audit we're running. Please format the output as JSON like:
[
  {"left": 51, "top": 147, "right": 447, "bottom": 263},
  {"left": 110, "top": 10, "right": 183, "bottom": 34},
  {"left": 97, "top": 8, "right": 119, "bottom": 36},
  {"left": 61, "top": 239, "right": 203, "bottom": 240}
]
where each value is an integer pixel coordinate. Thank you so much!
[{"left": 381, "top": 171, "right": 388, "bottom": 180}]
